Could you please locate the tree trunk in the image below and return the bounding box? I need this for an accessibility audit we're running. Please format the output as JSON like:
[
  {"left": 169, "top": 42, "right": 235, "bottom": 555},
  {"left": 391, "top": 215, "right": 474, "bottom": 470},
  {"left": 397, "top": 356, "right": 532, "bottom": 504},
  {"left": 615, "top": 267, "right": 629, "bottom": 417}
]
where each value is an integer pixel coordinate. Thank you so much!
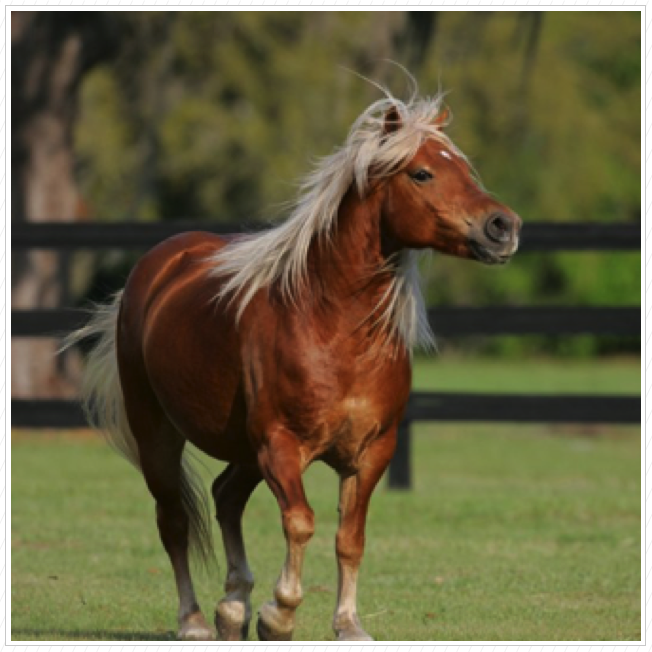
[{"left": 11, "top": 11, "right": 117, "bottom": 397}]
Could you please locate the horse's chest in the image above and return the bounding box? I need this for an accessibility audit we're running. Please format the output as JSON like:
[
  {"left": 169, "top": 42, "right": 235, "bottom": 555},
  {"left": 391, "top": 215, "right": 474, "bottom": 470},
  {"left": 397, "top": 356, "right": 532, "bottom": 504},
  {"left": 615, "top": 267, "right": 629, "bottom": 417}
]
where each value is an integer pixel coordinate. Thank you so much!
[
  {"left": 297, "top": 363, "right": 410, "bottom": 467},
  {"left": 325, "top": 395, "right": 384, "bottom": 456},
  {"left": 324, "top": 388, "right": 371, "bottom": 429},
  {"left": 310, "top": 356, "right": 404, "bottom": 416},
  {"left": 242, "top": 320, "right": 411, "bottom": 467}
]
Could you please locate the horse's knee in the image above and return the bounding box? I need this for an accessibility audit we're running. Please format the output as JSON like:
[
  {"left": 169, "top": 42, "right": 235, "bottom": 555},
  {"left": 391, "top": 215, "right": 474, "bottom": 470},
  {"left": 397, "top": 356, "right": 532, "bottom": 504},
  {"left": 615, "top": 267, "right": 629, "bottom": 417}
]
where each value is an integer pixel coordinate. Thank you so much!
[
  {"left": 282, "top": 507, "right": 315, "bottom": 546},
  {"left": 336, "top": 530, "right": 364, "bottom": 567}
]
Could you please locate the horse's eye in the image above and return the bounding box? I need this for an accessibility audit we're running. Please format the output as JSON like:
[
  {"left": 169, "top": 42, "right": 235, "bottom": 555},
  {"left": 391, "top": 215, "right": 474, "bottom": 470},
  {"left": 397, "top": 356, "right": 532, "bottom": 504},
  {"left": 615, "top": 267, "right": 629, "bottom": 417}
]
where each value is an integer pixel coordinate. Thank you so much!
[{"left": 409, "top": 169, "right": 433, "bottom": 183}]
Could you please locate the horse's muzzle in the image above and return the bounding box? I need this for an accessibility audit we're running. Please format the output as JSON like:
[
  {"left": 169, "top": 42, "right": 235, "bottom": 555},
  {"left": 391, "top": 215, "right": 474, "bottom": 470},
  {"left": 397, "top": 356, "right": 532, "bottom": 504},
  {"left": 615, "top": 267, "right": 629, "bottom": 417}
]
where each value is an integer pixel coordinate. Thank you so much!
[{"left": 469, "top": 212, "right": 522, "bottom": 265}]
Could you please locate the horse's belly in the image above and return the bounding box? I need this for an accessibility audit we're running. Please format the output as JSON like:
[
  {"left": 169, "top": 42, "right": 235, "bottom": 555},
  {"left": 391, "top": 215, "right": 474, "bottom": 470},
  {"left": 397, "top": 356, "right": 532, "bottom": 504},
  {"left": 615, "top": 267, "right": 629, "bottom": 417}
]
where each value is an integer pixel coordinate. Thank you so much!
[
  {"left": 143, "top": 317, "right": 257, "bottom": 464},
  {"left": 154, "top": 374, "right": 255, "bottom": 464}
]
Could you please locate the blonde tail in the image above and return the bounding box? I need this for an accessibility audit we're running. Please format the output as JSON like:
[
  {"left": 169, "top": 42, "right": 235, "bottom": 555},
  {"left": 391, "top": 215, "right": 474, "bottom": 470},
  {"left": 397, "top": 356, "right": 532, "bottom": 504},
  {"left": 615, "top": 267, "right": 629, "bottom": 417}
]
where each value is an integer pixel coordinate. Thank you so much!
[{"left": 61, "top": 290, "right": 140, "bottom": 467}]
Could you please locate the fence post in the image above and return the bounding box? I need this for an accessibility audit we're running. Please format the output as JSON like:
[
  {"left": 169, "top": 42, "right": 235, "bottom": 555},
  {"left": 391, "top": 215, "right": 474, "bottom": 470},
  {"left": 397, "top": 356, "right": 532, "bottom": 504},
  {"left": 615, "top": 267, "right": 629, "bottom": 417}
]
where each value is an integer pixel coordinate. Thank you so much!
[{"left": 388, "top": 417, "right": 412, "bottom": 490}]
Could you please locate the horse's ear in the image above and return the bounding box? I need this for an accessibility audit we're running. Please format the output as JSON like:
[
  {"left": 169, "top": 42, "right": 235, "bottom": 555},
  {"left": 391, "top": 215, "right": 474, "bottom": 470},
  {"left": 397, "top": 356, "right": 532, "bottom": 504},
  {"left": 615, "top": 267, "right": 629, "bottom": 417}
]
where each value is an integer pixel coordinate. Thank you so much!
[
  {"left": 382, "top": 105, "right": 403, "bottom": 136},
  {"left": 433, "top": 106, "right": 450, "bottom": 130}
]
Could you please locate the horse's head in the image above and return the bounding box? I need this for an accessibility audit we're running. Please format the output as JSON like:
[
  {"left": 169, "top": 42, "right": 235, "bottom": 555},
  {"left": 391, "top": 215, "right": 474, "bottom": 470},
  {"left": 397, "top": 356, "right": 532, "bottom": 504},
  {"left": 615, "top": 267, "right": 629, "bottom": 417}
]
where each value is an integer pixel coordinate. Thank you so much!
[{"left": 379, "top": 106, "right": 521, "bottom": 265}]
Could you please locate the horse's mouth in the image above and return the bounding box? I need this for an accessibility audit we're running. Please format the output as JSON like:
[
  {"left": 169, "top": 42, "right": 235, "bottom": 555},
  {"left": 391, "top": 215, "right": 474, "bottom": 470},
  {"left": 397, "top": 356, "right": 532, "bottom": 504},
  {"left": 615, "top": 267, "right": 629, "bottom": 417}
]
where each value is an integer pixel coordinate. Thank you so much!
[{"left": 468, "top": 240, "right": 512, "bottom": 265}]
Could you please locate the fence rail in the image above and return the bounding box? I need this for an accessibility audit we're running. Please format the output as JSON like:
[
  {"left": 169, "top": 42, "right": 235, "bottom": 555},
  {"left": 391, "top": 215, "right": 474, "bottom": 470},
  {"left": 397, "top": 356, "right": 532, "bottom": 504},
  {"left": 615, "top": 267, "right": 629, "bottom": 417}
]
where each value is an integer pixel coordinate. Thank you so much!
[
  {"left": 12, "top": 221, "right": 642, "bottom": 251},
  {"left": 11, "top": 306, "right": 641, "bottom": 338},
  {"left": 12, "top": 393, "right": 641, "bottom": 431},
  {"left": 11, "top": 220, "right": 641, "bottom": 490}
]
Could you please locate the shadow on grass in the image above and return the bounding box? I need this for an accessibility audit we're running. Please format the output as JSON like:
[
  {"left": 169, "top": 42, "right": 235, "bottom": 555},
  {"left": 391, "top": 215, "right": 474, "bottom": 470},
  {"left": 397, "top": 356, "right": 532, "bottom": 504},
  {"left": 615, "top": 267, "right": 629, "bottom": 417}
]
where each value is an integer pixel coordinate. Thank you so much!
[{"left": 12, "top": 628, "right": 176, "bottom": 641}]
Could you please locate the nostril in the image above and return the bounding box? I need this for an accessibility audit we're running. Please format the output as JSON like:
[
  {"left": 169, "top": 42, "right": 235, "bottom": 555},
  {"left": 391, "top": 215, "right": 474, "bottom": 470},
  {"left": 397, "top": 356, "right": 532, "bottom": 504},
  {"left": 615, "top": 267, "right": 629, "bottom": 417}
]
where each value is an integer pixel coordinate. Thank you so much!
[{"left": 484, "top": 213, "right": 512, "bottom": 243}]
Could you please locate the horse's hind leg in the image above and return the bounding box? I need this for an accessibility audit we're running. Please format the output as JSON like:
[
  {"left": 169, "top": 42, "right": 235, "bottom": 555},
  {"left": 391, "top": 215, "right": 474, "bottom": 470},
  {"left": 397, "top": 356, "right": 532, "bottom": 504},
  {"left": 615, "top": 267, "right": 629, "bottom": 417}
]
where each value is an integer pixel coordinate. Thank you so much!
[
  {"left": 212, "top": 463, "right": 262, "bottom": 641},
  {"left": 134, "top": 419, "right": 215, "bottom": 641}
]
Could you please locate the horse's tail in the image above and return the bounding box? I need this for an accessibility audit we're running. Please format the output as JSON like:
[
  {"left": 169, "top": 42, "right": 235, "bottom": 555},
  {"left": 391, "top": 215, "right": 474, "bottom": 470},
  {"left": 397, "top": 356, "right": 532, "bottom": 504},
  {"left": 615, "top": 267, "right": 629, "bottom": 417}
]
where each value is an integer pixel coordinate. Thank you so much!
[
  {"left": 61, "top": 291, "right": 139, "bottom": 466},
  {"left": 61, "top": 291, "right": 215, "bottom": 566}
]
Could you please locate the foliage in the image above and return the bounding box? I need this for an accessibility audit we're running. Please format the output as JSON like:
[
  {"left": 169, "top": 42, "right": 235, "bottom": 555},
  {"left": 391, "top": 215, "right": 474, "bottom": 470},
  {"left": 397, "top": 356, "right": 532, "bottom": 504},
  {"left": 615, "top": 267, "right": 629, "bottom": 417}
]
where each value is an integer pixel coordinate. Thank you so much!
[{"left": 72, "top": 11, "right": 641, "bottom": 354}]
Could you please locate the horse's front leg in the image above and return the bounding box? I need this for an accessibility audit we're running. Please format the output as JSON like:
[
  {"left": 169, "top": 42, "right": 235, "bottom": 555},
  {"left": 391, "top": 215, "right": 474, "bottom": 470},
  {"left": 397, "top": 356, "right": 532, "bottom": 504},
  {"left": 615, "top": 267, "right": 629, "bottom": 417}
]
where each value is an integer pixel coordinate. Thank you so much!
[
  {"left": 256, "top": 427, "right": 315, "bottom": 641},
  {"left": 333, "top": 429, "right": 397, "bottom": 641}
]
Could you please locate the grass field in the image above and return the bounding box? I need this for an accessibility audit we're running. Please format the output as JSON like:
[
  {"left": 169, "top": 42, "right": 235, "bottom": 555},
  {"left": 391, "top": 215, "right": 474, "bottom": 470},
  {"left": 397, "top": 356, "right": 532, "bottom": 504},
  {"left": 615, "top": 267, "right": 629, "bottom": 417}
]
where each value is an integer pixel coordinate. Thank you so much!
[{"left": 11, "top": 357, "right": 641, "bottom": 642}]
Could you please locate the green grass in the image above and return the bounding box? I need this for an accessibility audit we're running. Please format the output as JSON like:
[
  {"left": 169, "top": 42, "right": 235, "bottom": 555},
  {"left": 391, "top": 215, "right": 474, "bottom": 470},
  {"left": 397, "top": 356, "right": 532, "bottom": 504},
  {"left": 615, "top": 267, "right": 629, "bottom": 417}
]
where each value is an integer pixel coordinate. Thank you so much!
[
  {"left": 412, "top": 354, "right": 641, "bottom": 394},
  {"left": 11, "top": 357, "right": 641, "bottom": 642}
]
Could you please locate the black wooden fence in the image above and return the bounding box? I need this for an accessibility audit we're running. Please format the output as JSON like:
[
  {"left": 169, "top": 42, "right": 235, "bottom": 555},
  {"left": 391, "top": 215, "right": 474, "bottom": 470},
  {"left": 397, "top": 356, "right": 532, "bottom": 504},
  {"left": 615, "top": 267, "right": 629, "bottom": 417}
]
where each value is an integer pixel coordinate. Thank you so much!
[{"left": 11, "top": 221, "right": 641, "bottom": 488}]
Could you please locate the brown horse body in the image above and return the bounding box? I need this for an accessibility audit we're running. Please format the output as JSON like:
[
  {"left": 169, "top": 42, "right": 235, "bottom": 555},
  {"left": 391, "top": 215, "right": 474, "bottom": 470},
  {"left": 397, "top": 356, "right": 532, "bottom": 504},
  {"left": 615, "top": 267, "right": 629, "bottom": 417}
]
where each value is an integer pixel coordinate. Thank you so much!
[{"left": 70, "top": 95, "right": 521, "bottom": 641}]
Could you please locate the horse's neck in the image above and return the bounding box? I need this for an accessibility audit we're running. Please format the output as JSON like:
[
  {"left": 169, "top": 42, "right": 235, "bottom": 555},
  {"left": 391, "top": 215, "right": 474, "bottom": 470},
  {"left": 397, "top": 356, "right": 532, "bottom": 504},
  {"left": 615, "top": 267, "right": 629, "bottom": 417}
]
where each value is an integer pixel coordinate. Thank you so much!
[{"left": 308, "top": 186, "right": 396, "bottom": 311}]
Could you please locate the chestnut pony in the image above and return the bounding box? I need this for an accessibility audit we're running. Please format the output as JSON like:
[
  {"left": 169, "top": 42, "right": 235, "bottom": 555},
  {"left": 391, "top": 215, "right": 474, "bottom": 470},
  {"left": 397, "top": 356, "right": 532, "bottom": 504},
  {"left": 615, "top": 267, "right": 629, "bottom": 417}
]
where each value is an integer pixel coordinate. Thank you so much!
[{"left": 66, "top": 92, "right": 520, "bottom": 642}]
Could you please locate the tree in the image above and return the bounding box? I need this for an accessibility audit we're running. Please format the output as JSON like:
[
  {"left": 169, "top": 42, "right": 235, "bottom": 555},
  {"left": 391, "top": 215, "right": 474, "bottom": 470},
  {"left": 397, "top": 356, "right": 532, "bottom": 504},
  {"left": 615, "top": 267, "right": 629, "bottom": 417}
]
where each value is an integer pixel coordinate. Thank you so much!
[{"left": 11, "top": 11, "right": 118, "bottom": 397}]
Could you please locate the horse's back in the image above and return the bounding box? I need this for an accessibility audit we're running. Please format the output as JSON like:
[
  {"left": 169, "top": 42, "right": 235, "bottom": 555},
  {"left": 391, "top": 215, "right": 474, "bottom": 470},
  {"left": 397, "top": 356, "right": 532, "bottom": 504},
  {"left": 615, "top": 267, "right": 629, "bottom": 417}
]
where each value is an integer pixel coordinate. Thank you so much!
[
  {"left": 119, "top": 231, "right": 229, "bottom": 348},
  {"left": 121, "top": 230, "right": 226, "bottom": 308},
  {"left": 118, "top": 231, "right": 254, "bottom": 463}
]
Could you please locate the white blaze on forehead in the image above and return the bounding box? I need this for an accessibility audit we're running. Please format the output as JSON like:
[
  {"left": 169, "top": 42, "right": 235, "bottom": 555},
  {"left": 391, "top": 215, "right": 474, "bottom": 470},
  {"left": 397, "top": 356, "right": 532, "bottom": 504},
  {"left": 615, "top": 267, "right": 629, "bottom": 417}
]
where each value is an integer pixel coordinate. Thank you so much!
[{"left": 439, "top": 150, "right": 453, "bottom": 160}]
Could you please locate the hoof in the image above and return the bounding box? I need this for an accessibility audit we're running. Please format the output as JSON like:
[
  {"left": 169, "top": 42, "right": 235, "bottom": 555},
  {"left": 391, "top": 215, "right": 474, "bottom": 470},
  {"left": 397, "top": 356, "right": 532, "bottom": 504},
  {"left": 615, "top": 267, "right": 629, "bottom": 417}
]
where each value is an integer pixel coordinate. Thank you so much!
[
  {"left": 215, "top": 599, "right": 251, "bottom": 641},
  {"left": 334, "top": 616, "right": 374, "bottom": 642},
  {"left": 256, "top": 602, "right": 294, "bottom": 641},
  {"left": 257, "top": 616, "right": 293, "bottom": 641},
  {"left": 178, "top": 625, "right": 215, "bottom": 641},
  {"left": 337, "top": 628, "right": 374, "bottom": 642},
  {"left": 178, "top": 612, "right": 216, "bottom": 641},
  {"left": 216, "top": 621, "right": 249, "bottom": 642}
]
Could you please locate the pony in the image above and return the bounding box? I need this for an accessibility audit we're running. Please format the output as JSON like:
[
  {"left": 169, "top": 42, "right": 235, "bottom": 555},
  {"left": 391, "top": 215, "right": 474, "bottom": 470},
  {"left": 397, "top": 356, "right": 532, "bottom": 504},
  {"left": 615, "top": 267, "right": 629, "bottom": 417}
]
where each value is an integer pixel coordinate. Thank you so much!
[{"left": 64, "top": 89, "right": 521, "bottom": 641}]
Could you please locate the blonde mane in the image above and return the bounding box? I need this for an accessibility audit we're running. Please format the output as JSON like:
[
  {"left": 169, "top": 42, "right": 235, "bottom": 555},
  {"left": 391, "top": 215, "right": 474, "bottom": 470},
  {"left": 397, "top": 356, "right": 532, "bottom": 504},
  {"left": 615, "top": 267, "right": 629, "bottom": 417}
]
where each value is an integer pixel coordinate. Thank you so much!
[{"left": 207, "top": 90, "right": 467, "bottom": 352}]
